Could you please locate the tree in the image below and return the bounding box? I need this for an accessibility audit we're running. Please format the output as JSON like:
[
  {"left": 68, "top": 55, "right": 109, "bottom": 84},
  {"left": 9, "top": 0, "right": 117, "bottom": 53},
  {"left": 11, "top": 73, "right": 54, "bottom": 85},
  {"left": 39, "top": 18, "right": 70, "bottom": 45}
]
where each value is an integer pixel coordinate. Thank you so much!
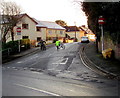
[
  {"left": 0, "top": 1, "right": 22, "bottom": 43},
  {"left": 80, "top": 2, "right": 120, "bottom": 43},
  {"left": 55, "top": 20, "right": 67, "bottom": 27}
]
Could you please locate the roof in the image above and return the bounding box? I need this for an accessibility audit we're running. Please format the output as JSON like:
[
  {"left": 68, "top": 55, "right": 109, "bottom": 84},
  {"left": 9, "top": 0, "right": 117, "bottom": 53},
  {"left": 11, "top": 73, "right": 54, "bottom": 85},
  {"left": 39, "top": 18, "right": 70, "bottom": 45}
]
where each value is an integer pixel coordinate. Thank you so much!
[
  {"left": 1, "top": 13, "right": 65, "bottom": 30},
  {"left": 39, "top": 21, "right": 65, "bottom": 30},
  {"left": 0, "top": 13, "right": 38, "bottom": 25},
  {"left": 79, "top": 26, "right": 94, "bottom": 34},
  {"left": 33, "top": 18, "right": 65, "bottom": 30},
  {"left": 64, "top": 26, "right": 80, "bottom": 32},
  {"left": 18, "top": 13, "right": 38, "bottom": 24},
  {"left": 33, "top": 18, "right": 47, "bottom": 28}
]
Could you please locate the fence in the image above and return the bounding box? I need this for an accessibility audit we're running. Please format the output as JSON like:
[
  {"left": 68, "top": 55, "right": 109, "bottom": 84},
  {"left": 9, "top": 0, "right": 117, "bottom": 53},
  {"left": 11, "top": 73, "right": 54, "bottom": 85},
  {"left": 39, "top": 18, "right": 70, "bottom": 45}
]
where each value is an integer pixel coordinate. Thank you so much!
[{"left": 2, "top": 48, "right": 12, "bottom": 59}]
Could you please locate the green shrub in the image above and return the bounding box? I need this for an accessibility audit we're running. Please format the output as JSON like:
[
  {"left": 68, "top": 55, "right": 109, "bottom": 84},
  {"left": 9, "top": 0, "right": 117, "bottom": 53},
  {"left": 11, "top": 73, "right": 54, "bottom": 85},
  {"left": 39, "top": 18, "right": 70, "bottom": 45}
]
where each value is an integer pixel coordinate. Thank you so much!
[
  {"left": 2, "top": 40, "right": 19, "bottom": 54},
  {"left": 2, "top": 39, "right": 31, "bottom": 54}
]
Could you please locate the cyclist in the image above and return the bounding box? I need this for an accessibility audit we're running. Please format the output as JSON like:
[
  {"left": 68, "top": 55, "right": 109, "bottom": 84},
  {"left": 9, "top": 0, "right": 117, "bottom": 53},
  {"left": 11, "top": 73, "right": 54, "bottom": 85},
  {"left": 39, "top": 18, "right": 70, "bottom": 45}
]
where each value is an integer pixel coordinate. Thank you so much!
[
  {"left": 60, "top": 42, "right": 65, "bottom": 49},
  {"left": 39, "top": 39, "right": 46, "bottom": 50},
  {"left": 55, "top": 40, "right": 60, "bottom": 50}
]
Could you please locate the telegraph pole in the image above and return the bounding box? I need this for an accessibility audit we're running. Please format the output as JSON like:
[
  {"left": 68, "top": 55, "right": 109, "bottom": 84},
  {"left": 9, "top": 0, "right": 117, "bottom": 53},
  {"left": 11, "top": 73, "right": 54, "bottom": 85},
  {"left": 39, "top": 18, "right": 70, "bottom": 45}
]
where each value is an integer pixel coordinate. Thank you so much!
[{"left": 74, "top": 21, "right": 77, "bottom": 42}]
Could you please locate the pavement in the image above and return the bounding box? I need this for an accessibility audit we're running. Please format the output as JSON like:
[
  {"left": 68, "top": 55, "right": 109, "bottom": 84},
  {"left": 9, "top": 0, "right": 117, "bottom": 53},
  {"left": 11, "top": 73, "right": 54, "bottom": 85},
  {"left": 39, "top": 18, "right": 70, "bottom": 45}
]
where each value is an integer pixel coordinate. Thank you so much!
[
  {"left": 2, "top": 42, "right": 120, "bottom": 80},
  {"left": 2, "top": 44, "right": 55, "bottom": 63},
  {"left": 82, "top": 42, "right": 120, "bottom": 80}
]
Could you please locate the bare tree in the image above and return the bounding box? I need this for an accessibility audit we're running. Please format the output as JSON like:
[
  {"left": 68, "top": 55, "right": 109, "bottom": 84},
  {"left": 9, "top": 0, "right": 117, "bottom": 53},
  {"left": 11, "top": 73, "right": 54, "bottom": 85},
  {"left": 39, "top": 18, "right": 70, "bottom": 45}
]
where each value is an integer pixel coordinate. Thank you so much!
[{"left": 0, "top": 1, "right": 22, "bottom": 43}]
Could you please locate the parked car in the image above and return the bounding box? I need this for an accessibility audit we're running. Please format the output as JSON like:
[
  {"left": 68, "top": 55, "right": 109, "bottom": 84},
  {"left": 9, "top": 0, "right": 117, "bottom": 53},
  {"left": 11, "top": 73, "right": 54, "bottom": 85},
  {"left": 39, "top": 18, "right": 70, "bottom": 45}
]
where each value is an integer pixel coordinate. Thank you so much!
[{"left": 81, "top": 36, "right": 89, "bottom": 43}]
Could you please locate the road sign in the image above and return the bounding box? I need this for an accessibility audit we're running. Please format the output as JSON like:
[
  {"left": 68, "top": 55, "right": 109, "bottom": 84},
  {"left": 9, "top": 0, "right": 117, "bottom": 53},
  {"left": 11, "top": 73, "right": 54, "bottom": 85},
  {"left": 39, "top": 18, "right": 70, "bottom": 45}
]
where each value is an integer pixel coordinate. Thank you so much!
[
  {"left": 98, "top": 16, "right": 105, "bottom": 51},
  {"left": 17, "top": 27, "right": 21, "bottom": 32},
  {"left": 98, "top": 17, "right": 105, "bottom": 24}
]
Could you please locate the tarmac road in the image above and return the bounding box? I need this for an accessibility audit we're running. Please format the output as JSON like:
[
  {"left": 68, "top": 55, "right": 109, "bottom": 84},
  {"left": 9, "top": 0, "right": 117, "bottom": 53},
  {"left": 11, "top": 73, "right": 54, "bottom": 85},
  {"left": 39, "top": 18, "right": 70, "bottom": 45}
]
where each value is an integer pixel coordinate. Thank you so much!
[{"left": 2, "top": 42, "right": 120, "bottom": 96}]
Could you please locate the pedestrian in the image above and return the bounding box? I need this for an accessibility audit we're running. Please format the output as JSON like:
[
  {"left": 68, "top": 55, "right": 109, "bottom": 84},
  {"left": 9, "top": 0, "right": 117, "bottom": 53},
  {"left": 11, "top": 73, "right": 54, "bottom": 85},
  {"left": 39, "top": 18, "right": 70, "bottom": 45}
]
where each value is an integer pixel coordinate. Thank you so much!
[{"left": 55, "top": 40, "right": 60, "bottom": 50}]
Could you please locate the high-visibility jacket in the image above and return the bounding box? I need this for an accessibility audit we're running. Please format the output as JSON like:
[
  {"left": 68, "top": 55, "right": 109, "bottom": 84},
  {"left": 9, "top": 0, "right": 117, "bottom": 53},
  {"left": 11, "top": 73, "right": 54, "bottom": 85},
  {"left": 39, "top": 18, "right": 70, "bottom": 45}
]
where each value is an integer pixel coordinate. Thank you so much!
[{"left": 55, "top": 41, "right": 60, "bottom": 46}]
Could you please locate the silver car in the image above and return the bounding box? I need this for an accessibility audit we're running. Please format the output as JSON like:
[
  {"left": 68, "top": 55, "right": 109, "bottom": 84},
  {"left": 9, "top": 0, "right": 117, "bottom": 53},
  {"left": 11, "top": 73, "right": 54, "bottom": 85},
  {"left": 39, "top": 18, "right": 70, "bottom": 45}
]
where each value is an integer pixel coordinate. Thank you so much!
[{"left": 81, "top": 36, "right": 89, "bottom": 43}]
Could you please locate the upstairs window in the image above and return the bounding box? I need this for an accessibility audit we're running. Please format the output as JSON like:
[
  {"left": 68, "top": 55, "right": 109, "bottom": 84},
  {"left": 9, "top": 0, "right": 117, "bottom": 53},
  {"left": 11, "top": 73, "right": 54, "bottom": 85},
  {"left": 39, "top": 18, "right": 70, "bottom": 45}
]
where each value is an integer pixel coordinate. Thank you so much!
[
  {"left": 60, "top": 31, "right": 63, "bottom": 35},
  {"left": 36, "top": 27, "right": 41, "bottom": 32},
  {"left": 22, "top": 24, "right": 28, "bottom": 29},
  {"left": 48, "top": 30, "right": 52, "bottom": 34}
]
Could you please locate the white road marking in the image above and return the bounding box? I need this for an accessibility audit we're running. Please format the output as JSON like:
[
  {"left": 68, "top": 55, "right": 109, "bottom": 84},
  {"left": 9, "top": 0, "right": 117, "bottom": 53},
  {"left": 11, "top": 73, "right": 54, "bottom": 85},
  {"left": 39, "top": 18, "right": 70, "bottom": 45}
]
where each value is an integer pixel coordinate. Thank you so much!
[
  {"left": 52, "top": 58, "right": 68, "bottom": 65},
  {"left": 23, "top": 67, "right": 28, "bottom": 70},
  {"left": 48, "top": 54, "right": 52, "bottom": 57},
  {"left": 47, "top": 69, "right": 61, "bottom": 72},
  {"left": 31, "top": 71, "right": 43, "bottom": 74},
  {"left": 29, "top": 62, "right": 39, "bottom": 67},
  {"left": 14, "top": 83, "right": 61, "bottom": 96},
  {"left": 47, "top": 68, "right": 55, "bottom": 70},
  {"left": 60, "top": 58, "right": 68, "bottom": 64},
  {"left": 52, "top": 58, "right": 63, "bottom": 65},
  {"left": 30, "top": 68, "right": 35, "bottom": 70},
  {"left": 30, "top": 56, "right": 39, "bottom": 60},
  {"left": 17, "top": 61, "right": 23, "bottom": 64}
]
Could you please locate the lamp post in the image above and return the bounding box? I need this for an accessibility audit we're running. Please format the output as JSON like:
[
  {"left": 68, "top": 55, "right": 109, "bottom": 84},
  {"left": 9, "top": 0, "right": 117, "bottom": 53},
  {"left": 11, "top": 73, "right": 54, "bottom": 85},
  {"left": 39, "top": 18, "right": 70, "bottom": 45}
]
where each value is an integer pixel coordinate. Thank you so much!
[{"left": 98, "top": 16, "right": 105, "bottom": 52}]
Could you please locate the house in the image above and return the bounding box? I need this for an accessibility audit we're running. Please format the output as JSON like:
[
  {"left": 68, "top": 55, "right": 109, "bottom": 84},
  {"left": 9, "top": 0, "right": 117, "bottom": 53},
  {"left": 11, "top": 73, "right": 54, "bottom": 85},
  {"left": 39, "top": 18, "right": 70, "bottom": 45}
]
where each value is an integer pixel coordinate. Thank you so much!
[
  {"left": 80, "top": 26, "right": 96, "bottom": 41},
  {"left": 6, "top": 13, "right": 65, "bottom": 46},
  {"left": 64, "top": 26, "right": 85, "bottom": 42},
  {"left": 34, "top": 19, "right": 66, "bottom": 43}
]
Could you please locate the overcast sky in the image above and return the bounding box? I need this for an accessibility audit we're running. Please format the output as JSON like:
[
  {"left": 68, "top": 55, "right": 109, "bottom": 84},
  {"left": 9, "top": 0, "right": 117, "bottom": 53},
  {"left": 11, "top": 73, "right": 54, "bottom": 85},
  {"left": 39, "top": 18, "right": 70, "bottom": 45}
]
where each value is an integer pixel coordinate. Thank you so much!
[{"left": 3, "top": 0, "right": 87, "bottom": 26}]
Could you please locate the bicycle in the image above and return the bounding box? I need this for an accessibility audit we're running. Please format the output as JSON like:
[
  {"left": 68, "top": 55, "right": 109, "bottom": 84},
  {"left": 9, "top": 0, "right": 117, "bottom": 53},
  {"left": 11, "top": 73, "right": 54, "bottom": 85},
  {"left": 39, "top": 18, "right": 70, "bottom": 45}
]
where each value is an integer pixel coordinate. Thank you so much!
[{"left": 59, "top": 43, "right": 65, "bottom": 49}]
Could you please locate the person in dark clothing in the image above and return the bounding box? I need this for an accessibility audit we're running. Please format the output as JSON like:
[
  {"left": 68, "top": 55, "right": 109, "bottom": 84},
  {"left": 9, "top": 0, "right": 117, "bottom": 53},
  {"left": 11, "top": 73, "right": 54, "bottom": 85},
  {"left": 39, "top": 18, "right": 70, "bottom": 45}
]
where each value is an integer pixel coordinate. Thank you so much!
[{"left": 39, "top": 40, "right": 46, "bottom": 50}]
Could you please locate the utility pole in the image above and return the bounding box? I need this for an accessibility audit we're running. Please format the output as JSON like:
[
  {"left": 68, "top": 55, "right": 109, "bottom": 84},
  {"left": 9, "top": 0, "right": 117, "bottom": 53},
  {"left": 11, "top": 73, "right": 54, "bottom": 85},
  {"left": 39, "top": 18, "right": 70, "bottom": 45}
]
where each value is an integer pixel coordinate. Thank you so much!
[{"left": 74, "top": 21, "right": 77, "bottom": 42}]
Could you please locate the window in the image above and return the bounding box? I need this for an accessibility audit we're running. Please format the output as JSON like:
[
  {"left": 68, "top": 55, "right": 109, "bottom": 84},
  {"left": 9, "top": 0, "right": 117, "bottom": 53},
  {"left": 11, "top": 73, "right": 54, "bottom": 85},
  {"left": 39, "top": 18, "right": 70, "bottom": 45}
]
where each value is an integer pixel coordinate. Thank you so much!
[
  {"left": 22, "top": 24, "right": 28, "bottom": 29},
  {"left": 37, "top": 37, "right": 41, "bottom": 41},
  {"left": 36, "top": 27, "right": 41, "bottom": 31},
  {"left": 46, "top": 37, "right": 52, "bottom": 41},
  {"left": 22, "top": 36, "right": 29, "bottom": 39},
  {"left": 17, "top": 32, "right": 21, "bottom": 35},
  {"left": 48, "top": 30, "right": 52, "bottom": 34},
  {"left": 60, "top": 31, "right": 63, "bottom": 35}
]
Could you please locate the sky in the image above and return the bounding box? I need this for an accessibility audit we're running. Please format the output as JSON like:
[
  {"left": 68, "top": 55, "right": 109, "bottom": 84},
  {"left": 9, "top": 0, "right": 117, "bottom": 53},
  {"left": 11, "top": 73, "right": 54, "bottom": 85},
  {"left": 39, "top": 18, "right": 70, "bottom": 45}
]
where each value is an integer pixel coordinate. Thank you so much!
[{"left": 3, "top": 0, "right": 88, "bottom": 26}]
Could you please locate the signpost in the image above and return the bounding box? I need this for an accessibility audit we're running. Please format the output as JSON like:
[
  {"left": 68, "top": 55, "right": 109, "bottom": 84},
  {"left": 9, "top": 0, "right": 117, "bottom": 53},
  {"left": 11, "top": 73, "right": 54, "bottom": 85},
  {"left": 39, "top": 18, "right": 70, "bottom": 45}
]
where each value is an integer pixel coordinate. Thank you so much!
[
  {"left": 17, "top": 27, "right": 21, "bottom": 35},
  {"left": 16, "top": 27, "right": 21, "bottom": 52},
  {"left": 98, "top": 16, "right": 105, "bottom": 52}
]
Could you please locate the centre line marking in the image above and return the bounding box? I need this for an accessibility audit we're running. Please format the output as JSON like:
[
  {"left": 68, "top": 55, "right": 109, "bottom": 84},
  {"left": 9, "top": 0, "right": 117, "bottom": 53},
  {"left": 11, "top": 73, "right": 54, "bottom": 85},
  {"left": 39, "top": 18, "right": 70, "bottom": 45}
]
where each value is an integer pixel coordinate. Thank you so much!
[{"left": 14, "top": 83, "right": 61, "bottom": 96}]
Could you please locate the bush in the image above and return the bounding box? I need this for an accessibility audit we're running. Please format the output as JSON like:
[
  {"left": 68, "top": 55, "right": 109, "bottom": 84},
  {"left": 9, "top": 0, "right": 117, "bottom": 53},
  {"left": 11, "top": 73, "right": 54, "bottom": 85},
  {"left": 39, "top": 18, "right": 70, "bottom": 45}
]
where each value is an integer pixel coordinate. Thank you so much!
[
  {"left": 2, "top": 40, "right": 19, "bottom": 54},
  {"left": 2, "top": 39, "right": 31, "bottom": 54}
]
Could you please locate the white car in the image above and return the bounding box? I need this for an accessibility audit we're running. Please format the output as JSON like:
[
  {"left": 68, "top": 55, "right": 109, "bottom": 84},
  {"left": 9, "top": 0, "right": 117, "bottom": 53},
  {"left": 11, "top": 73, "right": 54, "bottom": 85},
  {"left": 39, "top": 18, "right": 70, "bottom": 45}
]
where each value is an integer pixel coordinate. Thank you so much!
[{"left": 81, "top": 36, "right": 89, "bottom": 43}]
